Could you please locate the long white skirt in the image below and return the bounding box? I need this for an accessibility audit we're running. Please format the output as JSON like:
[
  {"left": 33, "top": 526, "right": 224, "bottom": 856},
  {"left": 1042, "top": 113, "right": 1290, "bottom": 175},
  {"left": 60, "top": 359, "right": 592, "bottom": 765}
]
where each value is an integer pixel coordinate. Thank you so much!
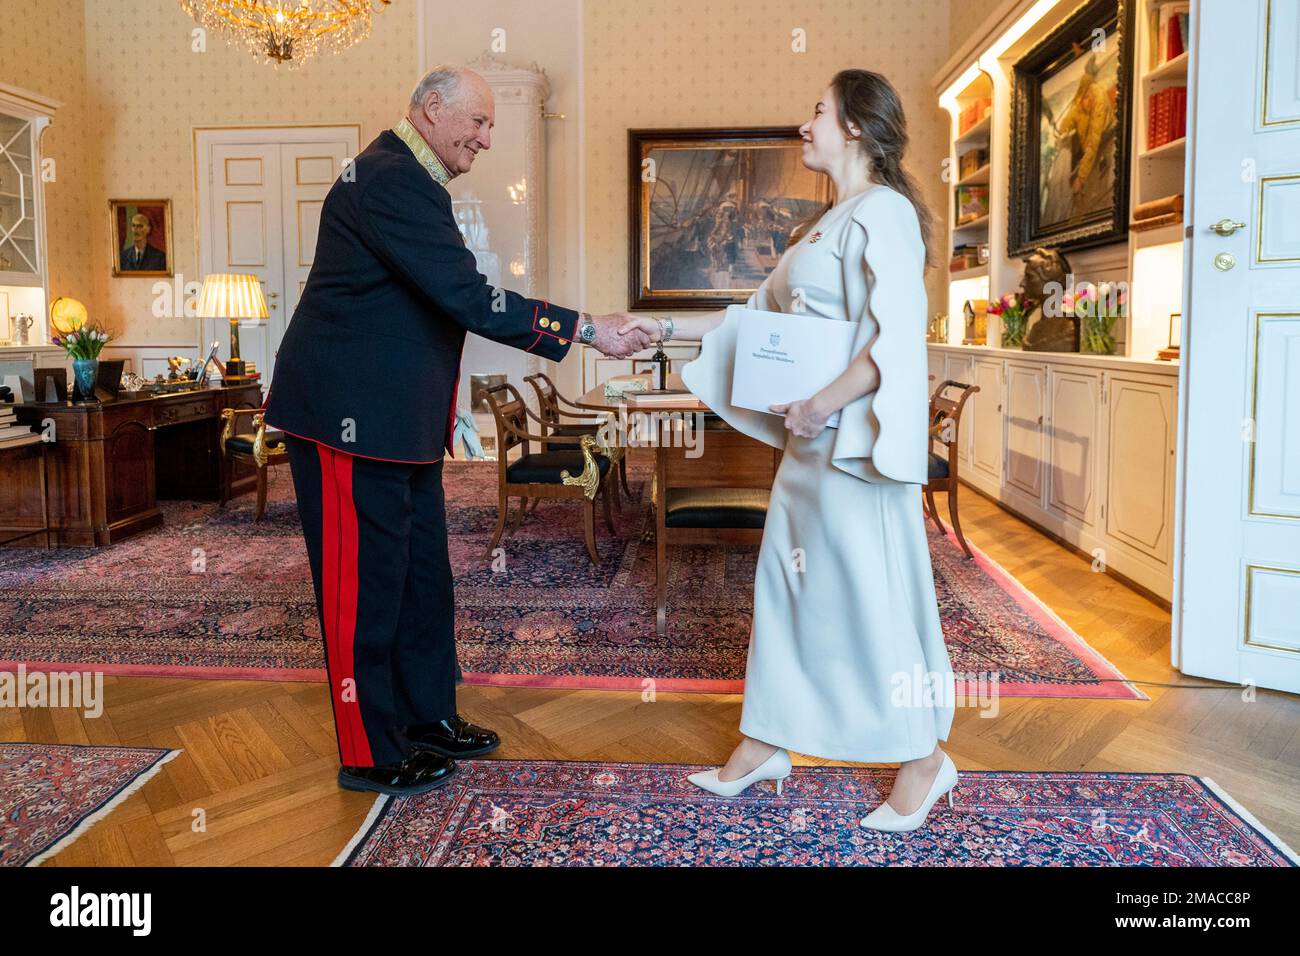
[{"left": 738, "top": 425, "right": 956, "bottom": 763}]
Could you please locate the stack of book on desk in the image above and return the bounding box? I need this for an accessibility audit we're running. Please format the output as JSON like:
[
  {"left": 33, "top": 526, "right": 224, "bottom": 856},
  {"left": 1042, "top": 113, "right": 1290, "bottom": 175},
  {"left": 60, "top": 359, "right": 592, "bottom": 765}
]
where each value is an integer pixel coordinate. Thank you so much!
[{"left": 0, "top": 387, "right": 38, "bottom": 448}]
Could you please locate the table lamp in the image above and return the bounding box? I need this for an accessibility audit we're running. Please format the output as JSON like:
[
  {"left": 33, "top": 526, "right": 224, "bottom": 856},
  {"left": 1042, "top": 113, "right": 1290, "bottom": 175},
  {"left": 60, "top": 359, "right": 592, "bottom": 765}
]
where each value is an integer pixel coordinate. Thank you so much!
[{"left": 196, "top": 273, "right": 268, "bottom": 381}]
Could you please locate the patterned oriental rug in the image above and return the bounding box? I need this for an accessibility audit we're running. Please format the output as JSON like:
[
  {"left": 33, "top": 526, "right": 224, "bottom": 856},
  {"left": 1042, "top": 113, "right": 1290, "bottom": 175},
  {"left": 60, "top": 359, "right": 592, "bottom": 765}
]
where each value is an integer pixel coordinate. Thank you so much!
[
  {"left": 0, "top": 742, "right": 178, "bottom": 867},
  {"left": 337, "top": 759, "right": 1299, "bottom": 867},
  {"left": 0, "top": 461, "right": 1141, "bottom": 699}
]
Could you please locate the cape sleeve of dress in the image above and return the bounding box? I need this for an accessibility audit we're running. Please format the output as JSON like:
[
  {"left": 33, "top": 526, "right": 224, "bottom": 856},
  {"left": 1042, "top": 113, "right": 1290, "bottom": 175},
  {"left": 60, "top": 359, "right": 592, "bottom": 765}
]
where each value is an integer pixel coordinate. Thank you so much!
[
  {"left": 679, "top": 274, "right": 790, "bottom": 452},
  {"left": 828, "top": 187, "right": 930, "bottom": 485}
]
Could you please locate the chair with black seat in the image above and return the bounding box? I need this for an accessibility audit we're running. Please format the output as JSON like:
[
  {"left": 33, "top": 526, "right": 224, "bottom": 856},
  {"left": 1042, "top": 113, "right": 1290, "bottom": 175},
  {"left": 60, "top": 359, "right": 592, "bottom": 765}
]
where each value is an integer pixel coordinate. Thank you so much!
[
  {"left": 924, "top": 379, "right": 980, "bottom": 559},
  {"left": 654, "top": 417, "right": 773, "bottom": 637},
  {"left": 524, "top": 371, "right": 630, "bottom": 506},
  {"left": 483, "top": 382, "right": 620, "bottom": 564},
  {"left": 219, "top": 407, "right": 288, "bottom": 521}
]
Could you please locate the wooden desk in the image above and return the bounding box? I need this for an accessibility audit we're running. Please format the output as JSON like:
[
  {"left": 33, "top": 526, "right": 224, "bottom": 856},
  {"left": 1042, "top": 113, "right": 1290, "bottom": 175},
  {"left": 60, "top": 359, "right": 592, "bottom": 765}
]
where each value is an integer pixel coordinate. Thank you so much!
[
  {"left": 574, "top": 375, "right": 781, "bottom": 500},
  {"left": 6, "top": 383, "right": 264, "bottom": 547},
  {"left": 576, "top": 374, "right": 779, "bottom": 635}
]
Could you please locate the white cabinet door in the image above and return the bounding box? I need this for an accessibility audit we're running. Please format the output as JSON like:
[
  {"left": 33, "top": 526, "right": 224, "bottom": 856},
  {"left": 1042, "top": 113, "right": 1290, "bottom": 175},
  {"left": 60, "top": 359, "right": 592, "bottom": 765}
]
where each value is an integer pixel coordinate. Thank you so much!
[
  {"left": 1004, "top": 361, "right": 1046, "bottom": 502},
  {"left": 926, "top": 350, "right": 945, "bottom": 394},
  {"left": 1046, "top": 365, "right": 1101, "bottom": 528},
  {"left": 970, "top": 358, "right": 1004, "bottom": 484},
  {"left": 943, "top": 353, "right": 975, "bottom": 463},
  {"left": 1103, "top": 373, "right": 1175, "bottom": 565},
  {"left": 1177, "top": 0, "right": 1300, "bottom": 692}
]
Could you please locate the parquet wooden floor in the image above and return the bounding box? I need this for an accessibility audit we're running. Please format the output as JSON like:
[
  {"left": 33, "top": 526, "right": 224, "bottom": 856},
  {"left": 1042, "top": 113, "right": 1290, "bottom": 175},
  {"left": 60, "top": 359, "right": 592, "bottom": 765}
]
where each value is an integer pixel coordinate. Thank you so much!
[{"left": 11, "top": 488, "right": 1298, "bottom": 866}]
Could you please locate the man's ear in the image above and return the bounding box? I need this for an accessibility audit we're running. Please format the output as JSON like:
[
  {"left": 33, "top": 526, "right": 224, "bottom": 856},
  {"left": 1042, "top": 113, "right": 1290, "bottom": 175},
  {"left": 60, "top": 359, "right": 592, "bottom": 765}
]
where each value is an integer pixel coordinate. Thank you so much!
[{"left": 421, "top": 89, "right": 442, "bottom": 123}]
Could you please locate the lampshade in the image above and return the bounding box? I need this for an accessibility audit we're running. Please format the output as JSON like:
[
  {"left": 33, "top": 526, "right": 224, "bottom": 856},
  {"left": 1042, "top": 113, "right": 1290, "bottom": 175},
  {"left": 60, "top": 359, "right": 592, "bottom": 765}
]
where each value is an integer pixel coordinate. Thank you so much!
[
  {"left": 196, "top": 273, "right": 269, "bottom": 320},
  {"left": 50, "top": 296, "right": 89, "bottom": 335}
]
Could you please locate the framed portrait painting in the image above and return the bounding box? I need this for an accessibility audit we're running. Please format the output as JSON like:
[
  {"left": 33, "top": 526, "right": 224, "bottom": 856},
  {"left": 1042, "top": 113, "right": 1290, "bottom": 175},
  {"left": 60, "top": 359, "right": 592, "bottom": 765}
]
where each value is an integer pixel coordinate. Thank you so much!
[
  {"left": 628, "top": 128, "right": 832, "bottom": 310},
  {"left": 110, "top": 199, "right": 173, "bottom": 277},
  {"left": 1008, "top": 0, "right": 1135, "bottom": 257}
]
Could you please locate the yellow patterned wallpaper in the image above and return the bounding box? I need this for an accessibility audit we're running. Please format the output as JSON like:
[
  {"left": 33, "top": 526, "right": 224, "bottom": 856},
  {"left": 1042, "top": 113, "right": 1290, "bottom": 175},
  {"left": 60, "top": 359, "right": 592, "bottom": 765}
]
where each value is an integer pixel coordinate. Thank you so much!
[
  {"left": 3, "top": 1, "right": 968, "bottom": 344},
  {"left": 0, "top": 0, "right": 96, "bottom": 315},
  {"left": 583, "top": 0, "right": 954, "bottom": 315},
  {"left": 79, "top": 0, "right": 418, "bottom": 344}
]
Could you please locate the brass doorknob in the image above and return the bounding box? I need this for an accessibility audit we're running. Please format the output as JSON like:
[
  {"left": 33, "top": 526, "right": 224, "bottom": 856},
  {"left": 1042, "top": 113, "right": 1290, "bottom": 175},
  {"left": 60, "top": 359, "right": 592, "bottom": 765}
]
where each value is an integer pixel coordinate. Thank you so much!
[{"left": 1209, "top": 218, "right": 1246, "bottom": 237}]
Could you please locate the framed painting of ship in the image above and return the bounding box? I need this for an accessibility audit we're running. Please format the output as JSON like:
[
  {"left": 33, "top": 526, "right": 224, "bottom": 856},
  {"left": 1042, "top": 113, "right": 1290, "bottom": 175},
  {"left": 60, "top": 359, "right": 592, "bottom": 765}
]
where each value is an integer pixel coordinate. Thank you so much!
[{"left": 628, "top": 127, "right": 832, "bottom": 310}]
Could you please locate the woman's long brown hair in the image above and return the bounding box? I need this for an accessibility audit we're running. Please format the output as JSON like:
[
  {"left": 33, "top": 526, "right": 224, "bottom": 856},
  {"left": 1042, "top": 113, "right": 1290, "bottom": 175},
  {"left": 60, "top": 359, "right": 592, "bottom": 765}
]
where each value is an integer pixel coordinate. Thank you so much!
[{"left": 791, "top": 69, "right": 938, "bottom": 270}]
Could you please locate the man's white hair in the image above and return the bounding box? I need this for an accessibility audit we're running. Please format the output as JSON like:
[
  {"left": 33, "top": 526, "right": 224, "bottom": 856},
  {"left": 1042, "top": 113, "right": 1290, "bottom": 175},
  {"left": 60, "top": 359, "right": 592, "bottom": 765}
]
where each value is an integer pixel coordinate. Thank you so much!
[{"left": 409, "top": 65, "right": 465, "bottom": 112}]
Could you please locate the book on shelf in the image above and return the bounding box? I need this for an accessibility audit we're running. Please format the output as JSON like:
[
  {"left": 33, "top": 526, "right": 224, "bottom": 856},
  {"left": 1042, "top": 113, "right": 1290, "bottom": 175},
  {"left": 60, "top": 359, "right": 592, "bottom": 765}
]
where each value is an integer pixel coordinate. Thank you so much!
[
  {"left": 957, "top": 147, "right": 989, "bottom": 180},
  {"left": 957, "top": 98, "right": 992, "bottom": 136},
  {"left": 1147, "top": 85, "right": 1186, "bottom": 150}
]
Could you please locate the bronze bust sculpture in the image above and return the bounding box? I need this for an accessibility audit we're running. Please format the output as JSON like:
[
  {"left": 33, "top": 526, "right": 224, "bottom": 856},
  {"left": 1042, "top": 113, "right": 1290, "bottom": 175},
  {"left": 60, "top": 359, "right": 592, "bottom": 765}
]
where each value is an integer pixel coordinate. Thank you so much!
[{"left": 1022, "top": 247, "right": 1079, "bottom": 352}]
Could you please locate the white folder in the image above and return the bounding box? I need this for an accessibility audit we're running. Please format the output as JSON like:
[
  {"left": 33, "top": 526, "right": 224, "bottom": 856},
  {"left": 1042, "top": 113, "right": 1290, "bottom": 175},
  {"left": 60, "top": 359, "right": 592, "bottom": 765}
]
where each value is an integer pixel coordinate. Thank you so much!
[{"left": 728, "top": 306, "right": 856, "bottom": 428}]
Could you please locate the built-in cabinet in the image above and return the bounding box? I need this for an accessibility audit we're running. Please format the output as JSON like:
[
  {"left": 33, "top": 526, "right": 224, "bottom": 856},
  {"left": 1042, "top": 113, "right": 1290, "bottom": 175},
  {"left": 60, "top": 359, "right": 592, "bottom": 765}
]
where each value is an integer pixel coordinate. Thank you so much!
[{"left": 929, "top": 344, "right": 1177, "bottom": 602}]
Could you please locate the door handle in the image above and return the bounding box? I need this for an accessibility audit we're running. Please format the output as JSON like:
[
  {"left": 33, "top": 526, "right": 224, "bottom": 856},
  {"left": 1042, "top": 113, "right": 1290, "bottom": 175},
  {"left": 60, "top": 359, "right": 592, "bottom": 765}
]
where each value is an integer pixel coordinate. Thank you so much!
[
  {"left": 1209, "top": 218, "right": 1246, "bottom": 237},
  {"left": 267, "top": 292, "right": 279, "bottom": 299}
]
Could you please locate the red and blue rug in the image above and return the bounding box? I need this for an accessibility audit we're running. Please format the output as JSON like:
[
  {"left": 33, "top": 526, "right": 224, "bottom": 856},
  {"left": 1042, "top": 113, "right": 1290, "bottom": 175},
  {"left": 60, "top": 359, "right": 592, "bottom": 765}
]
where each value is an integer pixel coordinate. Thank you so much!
[
  {"left": 0, "top": 461, "right": 1139, "bottom": 698},
  {"left": 0, "top": 742, "right": 178, "bottom": 867},
  {"left": 337, "top": 759, "right": 1297, "bottom": 867}
]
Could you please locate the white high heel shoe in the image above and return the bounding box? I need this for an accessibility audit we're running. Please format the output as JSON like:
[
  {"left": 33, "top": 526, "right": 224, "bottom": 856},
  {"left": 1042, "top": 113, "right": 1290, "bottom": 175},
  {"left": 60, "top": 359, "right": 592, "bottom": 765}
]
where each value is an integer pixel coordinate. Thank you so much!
[
  {"left": 860, "top": 752, "right": 958, "bottom": 833},
  {"left": 687, "top": 747, "right": 792, "bottom": 797}
]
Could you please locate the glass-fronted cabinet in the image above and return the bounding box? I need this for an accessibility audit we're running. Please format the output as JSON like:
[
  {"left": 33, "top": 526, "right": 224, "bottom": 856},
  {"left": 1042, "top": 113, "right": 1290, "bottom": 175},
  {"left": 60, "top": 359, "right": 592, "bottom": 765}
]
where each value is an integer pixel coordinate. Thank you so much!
[
  {"left": 0, "top": 111, "right": 39, "bottom": 278},
  {"left": 0, "top": 82, "right": 57, "bottom": 350}
]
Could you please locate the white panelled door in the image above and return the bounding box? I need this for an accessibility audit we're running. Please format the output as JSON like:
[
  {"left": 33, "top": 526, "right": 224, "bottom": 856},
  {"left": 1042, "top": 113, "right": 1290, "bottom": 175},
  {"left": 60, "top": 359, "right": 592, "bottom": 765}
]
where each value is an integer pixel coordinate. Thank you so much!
[
  {"left": 198, "top": 127, "right": 358, "bottom": 386},
  {"left": 1176, "top": 0, "right": 1300, "bottom": 693}
]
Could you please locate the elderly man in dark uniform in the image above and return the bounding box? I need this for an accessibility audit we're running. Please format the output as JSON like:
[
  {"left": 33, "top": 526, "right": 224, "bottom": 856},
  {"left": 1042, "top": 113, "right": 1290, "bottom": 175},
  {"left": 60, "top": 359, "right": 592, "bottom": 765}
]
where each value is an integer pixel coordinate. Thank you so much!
[{"left": 264, "top": 65, "right": 649, "bottom": 796}]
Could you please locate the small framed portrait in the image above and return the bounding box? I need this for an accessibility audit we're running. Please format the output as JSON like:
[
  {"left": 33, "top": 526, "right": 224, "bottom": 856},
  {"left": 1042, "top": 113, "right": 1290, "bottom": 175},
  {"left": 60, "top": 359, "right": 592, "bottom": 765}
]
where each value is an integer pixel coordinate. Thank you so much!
[
  {"left": 1007, "top": 0, "right": 1135, "bottom": 257},
  {"left": 628, "top": 127, "right": 832, "bottom": 310},
  {"left": 110, "top": 199, "right": 173, "bottom": 277}
]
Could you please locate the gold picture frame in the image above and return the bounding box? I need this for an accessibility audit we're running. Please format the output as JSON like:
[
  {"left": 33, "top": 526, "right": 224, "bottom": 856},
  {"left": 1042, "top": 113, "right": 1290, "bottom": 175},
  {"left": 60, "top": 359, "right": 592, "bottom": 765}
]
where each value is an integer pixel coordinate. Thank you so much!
[{"left": 110, "top": 198, "right": 173, "bottom": 277}]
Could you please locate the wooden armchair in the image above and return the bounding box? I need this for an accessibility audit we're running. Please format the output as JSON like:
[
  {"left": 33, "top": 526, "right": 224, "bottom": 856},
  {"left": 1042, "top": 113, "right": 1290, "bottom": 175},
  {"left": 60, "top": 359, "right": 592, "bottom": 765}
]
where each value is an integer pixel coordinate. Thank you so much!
[
  {"left": 524, "top": 371, "right": 631, "bottom": 505},
  {"left": 219, "top": 407, "right": 287, "bottom": 521},
  {"left": 924, "top": 379, "right": 980, "bottom": 559},
  {"left": 482, "top": 382, "right": 620, "bottom": 564}
]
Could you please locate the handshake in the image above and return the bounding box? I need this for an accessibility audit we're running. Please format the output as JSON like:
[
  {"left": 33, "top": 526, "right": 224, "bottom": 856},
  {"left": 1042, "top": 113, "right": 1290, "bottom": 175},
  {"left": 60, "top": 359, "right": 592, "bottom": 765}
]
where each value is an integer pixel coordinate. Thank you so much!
[{"left": 584, "top": 312, "right": 663, "bottom": 359}]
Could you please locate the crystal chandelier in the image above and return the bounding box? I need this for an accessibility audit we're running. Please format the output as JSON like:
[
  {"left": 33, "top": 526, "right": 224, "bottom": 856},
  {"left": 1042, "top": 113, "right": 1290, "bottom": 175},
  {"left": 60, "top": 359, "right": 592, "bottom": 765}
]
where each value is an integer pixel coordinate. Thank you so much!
[{"left": 180, "top": 0, "right": 392, "bottom": 68}]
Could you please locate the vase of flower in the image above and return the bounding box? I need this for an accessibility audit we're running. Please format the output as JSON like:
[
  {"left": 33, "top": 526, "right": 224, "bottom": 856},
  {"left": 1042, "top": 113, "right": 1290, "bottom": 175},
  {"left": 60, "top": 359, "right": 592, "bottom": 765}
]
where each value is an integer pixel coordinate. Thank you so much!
[
  {"left": 1069, "top": 282, "right": 1125, "bottom": 355},
  {"left": 54, "top": 322, "right": 113, "bottom": 402},
  {"left": 988, "top": 292, "right": 1035, "bottom": 349}
]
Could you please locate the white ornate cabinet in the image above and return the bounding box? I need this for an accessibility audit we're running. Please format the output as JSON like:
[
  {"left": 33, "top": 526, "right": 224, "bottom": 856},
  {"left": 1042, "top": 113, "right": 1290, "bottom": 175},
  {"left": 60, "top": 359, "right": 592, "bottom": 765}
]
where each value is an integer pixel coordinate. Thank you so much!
[{"left": 928, "top": 344, "right": 1178, "bottom": 602}]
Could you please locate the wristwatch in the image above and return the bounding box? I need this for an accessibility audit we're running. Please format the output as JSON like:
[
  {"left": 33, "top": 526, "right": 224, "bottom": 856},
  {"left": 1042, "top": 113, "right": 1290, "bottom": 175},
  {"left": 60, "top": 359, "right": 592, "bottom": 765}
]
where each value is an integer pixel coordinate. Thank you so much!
[{"left": 578, "top": 312, "right": 597, "bottom": 344}]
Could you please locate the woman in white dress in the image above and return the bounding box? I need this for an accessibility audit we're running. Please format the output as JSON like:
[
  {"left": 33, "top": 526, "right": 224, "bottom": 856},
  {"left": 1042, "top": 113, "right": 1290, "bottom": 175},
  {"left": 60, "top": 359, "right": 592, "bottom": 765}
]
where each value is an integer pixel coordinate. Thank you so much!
[{"left": 620, "top": 70, "right": 958, "bottom": 831}]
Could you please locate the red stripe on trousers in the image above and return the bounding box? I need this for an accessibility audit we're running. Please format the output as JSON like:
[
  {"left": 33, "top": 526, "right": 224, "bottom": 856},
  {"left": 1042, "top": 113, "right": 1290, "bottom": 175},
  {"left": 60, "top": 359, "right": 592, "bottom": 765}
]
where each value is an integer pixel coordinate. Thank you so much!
[{"left": 317, "top": 444, "right": 374, "bottom": 767}]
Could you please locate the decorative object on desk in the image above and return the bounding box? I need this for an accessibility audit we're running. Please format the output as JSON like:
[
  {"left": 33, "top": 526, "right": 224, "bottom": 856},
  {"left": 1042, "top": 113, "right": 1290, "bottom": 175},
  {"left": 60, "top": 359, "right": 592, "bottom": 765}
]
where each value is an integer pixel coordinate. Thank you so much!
[
  {"left": 962, "top": 299, "right": 988, "bottom": 346},
  {"left": 94, "top": 359, "right": 125, "bottom": 402},
  {"left": 1158, "top": 311, "right": 1181, "bottom": 361},
  {"left": 1022, "top": 247, "right": 1079, "bottom": 352},
  {"left": 196, "top": 340, "right": 221, "bottom": 386},
  {"left": 1008, "top": 0, "right": 1134, "bottom": 257},
  {"left": 50, "top": 300, "right": 112, "bottom": 403},
  {"left": 989, "top": 292, "right": 1036, "bottom": 349},
  {"left": 0, "top": 358, "right": 35, "bottom": 402},
  {"left": 35, "top": 367, "right": 68, "bottom": 404},
  {"left": 650, "top": 336, "right": 670, "bottom": 390},
  {"left": 627, "top": 127, "right": 832, "bottom": 310},
  {"left": 13, "top": 313, "right": 33, "bottom": 347},
  {"left": 195, "top": 273, "right": 268, "bottom": 381},
  {"left": 49, "top": 296, "right": 88, "bottom": 338},
  {"left": 109, "top": 199, "right": 173, "bottom": 277},
  {"left": 165, "top": 355, "right": 192, "bottom": 380}
]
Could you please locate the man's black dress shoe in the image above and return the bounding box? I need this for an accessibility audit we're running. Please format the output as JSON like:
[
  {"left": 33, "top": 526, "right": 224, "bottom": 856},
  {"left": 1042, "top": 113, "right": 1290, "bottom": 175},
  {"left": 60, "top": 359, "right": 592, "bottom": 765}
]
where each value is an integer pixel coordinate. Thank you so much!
[
  {"left": 338, "top": 749, "right": 458, "bottom": 796},
  {"left": 407, "top": 714, "right": 500, "bottom": 758}
]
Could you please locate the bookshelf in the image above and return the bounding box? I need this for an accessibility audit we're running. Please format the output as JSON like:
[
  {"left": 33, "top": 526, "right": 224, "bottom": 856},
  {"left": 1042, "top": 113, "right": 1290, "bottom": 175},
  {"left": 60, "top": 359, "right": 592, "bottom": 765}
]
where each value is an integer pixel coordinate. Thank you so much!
[
  {"left": 933, "top": 0, "right": 1192, "bottom": 361},
  {"left": 939, "top": 68, "right": 993, "bottom": 345}
]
